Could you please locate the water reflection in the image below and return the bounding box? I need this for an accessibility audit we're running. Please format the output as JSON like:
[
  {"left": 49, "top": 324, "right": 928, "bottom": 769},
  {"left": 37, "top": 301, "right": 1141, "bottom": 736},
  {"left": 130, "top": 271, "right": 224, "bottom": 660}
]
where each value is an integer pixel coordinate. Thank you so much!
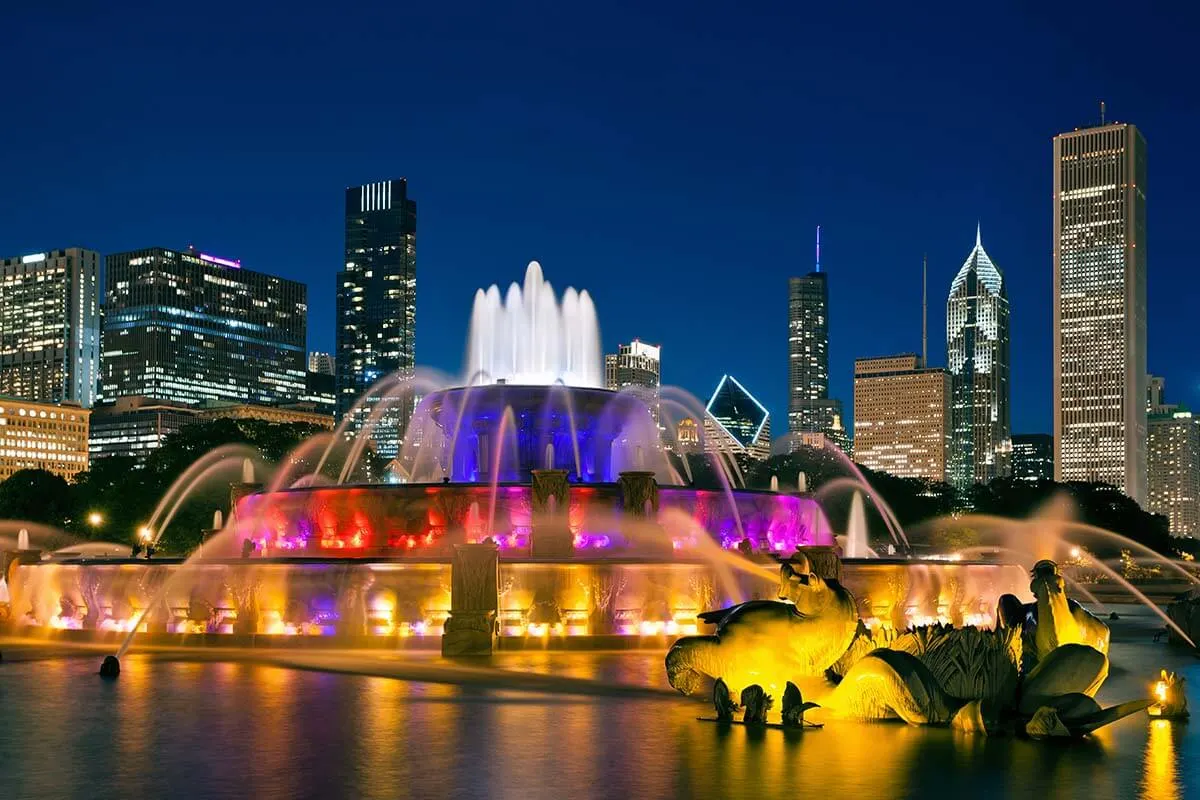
[
  {"left": 1141, "top": 719, "right": 1182, "bottom": 800},
  {"left": 0, "top": 622, "right": 1196, "bottom": 800}
]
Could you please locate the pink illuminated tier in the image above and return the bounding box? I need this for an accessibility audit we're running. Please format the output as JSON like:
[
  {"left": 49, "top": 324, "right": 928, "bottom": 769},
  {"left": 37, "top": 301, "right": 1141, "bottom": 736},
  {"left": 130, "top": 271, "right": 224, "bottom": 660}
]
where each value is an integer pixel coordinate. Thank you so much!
[{"left": 226, "top": 483, "right": 834, "bottom": 558}]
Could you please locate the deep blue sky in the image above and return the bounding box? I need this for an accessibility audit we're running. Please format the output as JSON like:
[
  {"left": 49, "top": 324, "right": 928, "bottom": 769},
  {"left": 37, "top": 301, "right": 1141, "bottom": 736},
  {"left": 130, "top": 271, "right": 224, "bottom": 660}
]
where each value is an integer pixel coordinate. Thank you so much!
[{"left": 4, "top": 2, "right": 1197, "bottom": 434}]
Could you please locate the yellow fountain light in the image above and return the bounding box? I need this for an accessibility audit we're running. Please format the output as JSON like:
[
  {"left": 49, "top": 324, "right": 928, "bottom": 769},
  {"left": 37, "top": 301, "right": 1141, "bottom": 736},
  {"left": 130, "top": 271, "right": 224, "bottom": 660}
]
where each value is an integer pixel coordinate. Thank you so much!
[
  {"left": 1148, "top": 669, "right": 1189, "bottom": 720},
  {"left": 137, "top": 526, "right": 153, "bottom": 543}
]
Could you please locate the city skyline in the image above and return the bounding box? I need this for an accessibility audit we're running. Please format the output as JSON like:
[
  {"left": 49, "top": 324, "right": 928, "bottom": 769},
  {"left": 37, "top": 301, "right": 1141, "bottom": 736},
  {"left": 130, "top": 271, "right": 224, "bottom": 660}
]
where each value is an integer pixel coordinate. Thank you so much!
[{"left": 2, "top": 4, "right": 1197, "bottom": 438}]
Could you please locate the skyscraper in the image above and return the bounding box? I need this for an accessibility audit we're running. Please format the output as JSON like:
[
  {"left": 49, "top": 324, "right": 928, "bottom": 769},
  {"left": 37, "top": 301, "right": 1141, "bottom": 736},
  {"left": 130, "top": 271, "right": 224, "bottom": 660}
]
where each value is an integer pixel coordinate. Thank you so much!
[
  {"left": 604, "top": 340, "right": 660, "bottom": 393},
  {"left": 1011, "top": 433, "right": 1054, "bottom": 483},
  {"left": 787, "top": 227, "right": 846, "bottom": 452},
  {"left": 1053, "top": 122, "right": 1147, "bottom": 503},
  {"left": 336, "top": 178, "right": 417, "bottom": 458},
  {"left": 853, "top": 354, "right": 950, "bottom": 481},
  {"left": 605, "top": 339, "right": 661, "bottom": 422},
  {"left": 0, "top": 248, "right": 100, "bottom": 407},
  {"left": 308, "top": 351, "right": 335, "bottom": 375},
  {"left": 946, "top": 225, "right": 1011, "bottom": 488},
  {"left": 102, "top": 246, "right": 306, "bottom": 405},
  {"left": 1146, "top": 377, "right": 1198, "bottom": 537},
  {"left": 704, "top": 374, "right": 771, "bottom": 461}
]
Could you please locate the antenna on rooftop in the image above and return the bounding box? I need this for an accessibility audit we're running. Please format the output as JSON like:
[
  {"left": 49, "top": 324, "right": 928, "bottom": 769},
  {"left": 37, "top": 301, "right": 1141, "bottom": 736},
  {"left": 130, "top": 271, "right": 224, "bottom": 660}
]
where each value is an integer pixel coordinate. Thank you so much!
[
  {"left": 815, "top": 225, "right": 821, "bottom": 273},
  {"left": 921, "top": 253, "right": 928, "bottom": 368}
]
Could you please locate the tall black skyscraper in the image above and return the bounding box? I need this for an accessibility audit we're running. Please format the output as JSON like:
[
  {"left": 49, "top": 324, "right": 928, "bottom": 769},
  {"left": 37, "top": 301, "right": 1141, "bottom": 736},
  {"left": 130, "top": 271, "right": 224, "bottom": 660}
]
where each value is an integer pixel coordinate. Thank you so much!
[
  {"left": 787, "top": 227, "right": 846, "bottom": 452},
  {"left": 336, "top": 178, "right": 417, "bottom": 458}
]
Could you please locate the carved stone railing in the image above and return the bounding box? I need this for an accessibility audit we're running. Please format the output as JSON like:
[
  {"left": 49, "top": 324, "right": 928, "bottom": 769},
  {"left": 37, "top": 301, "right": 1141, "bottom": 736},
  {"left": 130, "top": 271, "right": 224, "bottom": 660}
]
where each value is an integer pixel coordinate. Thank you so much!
[{"left": 442, "top": 542, "right": 499, "bottom": 655}]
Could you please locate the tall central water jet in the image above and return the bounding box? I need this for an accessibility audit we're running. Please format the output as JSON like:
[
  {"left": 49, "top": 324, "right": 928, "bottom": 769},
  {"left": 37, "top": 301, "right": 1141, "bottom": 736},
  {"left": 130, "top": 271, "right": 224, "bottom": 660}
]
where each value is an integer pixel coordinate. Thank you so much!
[{"left": 466, "top": 261, "right": 602, "bottom": 387}]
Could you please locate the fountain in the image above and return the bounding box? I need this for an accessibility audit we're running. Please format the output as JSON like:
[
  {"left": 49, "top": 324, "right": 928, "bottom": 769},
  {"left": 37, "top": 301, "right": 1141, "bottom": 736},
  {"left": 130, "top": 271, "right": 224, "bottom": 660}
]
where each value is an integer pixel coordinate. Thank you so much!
[{"left": 3, "top": 261, "right": 1024, "bottom": 655}]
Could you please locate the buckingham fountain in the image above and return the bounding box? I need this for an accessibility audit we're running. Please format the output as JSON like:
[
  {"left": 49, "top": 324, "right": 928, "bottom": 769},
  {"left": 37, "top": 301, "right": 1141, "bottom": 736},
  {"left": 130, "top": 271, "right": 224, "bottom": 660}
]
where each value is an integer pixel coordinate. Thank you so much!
[{"left": 3, "top": 263, "right": 1037, "bottom": 663}]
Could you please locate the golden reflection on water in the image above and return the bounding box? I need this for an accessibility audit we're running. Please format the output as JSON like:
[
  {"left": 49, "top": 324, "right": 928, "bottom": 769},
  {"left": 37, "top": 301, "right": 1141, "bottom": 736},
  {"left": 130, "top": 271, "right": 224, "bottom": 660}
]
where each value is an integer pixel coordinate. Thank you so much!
[
  {"left": 1, "top": 644, "right": 1193, "bottom": 799},
  {"left": 1141, "top": 719, "right": 1181, "bottom": 800}
]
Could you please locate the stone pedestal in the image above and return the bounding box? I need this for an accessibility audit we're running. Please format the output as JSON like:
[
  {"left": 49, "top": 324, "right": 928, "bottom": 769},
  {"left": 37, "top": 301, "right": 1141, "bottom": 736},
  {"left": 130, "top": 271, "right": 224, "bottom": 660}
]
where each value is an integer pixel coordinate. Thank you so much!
[
  {"left": 618, "top": 471, "right": 659, "bottom": 517},
  {"left": 442, "top": 542, "right": 499, "bottom": 655},
  {"left": 794, "top": 546, "right": 842, "bottom": 583},
  {"left": 530, "top": 469, "right": 573, "bottom": 557}
]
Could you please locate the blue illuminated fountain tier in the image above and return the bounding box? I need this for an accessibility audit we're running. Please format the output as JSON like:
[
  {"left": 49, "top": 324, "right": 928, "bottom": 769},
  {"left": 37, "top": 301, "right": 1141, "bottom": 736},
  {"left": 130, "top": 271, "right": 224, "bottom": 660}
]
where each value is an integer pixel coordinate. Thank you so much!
[{"left": 426, "top": 383, "right": 663, "bottom": 483}]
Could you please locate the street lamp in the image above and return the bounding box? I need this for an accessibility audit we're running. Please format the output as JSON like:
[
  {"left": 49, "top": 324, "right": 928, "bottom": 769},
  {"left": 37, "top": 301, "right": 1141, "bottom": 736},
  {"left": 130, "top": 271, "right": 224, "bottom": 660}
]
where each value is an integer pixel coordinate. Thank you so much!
[
  {"left": 133, "top": 526, "right": 156, "bottom": 560},
  {"left": 87, "top": 511, "right": 104, "bottom": 528}
]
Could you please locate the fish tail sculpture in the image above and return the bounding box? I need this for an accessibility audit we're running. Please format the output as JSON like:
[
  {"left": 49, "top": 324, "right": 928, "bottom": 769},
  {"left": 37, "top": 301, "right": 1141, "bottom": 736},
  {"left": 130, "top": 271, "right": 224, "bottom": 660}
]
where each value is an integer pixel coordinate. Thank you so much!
[
  {"left": 823, "top": 649, "right": 956, "bottom": 725},
  {"left": 667, "top": 634, "right": 721, "bottom": 695}
]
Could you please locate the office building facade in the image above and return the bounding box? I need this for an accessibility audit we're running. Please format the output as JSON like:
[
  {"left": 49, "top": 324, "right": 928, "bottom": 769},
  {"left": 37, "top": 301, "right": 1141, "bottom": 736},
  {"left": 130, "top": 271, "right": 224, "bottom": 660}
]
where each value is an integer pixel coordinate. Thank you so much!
[
  {"left": 0, "top": 248, "right": 100, "bottom": 407},
  {"left": 1146, "top": 378, "right": 1198, "bottom": 537},
  {"left": 1011, "top": 433, "right": 1054, "bottom": 483},
  {"left": 947, "top": 226, "right": 1011, "bottom": 488},
  {"left": 853, "top": 355, "right": 950, "bottom": 481},
  {"left": 102, "top": 247, "right": 307, "bottom": 407},
  {"left": 1053, "top": 123, "right": 1147, "bottom": 503},
  {"left": 308, "top": 351, "right": 335, "bottom": 375},
  {"left": 0, "top": 396, "right": 90, "bottom": 480},
  {"left": 1148, "top": 411, "right": 1199, "bottom": 537},
  {"left": 605, "top": 339, "right": 661, "bottom": 422},
  {"left": 88, "top": 396, "right": 198, "bottom": 461}
]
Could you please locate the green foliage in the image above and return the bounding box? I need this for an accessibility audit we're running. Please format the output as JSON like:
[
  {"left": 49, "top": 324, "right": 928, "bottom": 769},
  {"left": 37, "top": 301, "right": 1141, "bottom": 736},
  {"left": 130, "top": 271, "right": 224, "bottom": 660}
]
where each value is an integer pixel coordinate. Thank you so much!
[
  {"left": 52, "top": 418, "right": 330, "bottom": 554},
  {"left": 0, "top": 468, "right": 76, "bottom": 529}
]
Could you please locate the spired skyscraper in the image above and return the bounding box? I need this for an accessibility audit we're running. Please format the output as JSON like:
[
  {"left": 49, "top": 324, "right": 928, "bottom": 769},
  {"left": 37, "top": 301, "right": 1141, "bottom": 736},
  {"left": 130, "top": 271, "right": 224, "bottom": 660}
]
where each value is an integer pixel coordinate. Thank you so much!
[
  {"left": 336, "top": 178, "right": 417, "bottom": 459},
  {"left": 946, "top": 225, "right": 1011, "bottom": 488},
  {"left": 787, "top": 227, "right": 846, "bottom": 452},
  {"left": 1053, "top": 122, "right": 1147, "bottom": 503}
]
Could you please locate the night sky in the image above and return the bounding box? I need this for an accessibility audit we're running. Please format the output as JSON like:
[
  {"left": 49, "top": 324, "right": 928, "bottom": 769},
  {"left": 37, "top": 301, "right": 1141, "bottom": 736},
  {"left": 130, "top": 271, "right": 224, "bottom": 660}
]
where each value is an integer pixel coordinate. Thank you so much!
[{"left": 4, "top": 2, "right": 1197, "bottom": 434}]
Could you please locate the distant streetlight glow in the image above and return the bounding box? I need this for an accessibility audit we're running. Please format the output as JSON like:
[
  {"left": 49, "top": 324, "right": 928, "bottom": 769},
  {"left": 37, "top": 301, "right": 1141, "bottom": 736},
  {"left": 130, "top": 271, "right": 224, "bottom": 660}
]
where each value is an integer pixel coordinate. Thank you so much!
[{"left": 87, "top": 511, "right": 104, "bottom": 527}]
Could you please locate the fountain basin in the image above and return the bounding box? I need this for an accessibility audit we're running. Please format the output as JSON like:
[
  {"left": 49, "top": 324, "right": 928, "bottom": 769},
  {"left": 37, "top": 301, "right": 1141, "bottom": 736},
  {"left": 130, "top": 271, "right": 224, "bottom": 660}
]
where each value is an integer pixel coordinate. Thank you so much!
[{"left": 5, "top": 555, "right": 1027, "bottom": 647}]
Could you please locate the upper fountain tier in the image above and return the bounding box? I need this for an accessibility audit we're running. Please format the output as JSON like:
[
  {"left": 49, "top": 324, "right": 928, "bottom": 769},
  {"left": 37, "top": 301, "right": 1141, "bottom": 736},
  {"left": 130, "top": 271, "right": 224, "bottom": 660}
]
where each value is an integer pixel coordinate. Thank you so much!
[{"left": 465, "top": 261, "right": 602, "bottom": 388}]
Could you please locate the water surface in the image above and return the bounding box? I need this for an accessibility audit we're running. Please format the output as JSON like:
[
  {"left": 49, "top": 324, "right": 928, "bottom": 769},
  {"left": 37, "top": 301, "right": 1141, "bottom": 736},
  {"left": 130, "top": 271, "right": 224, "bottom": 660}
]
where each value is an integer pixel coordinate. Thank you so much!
[{"left": 1, "top": 606, "right": 1195, "bottom": 799}]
